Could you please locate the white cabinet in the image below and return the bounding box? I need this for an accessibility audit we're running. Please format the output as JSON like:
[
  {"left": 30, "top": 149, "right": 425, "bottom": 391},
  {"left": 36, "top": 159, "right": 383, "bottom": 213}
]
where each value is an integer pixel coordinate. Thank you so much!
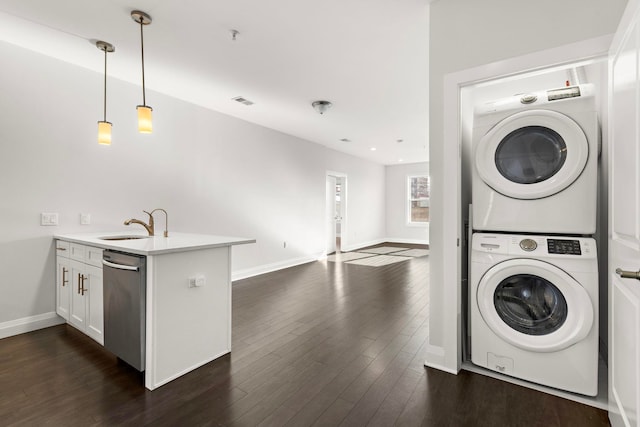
[
  {"left": 57, "top": 241, "right": 104, "bottom": 345},
  {"left": 55, "top": 240, "right": 71, "bottom": 321}
]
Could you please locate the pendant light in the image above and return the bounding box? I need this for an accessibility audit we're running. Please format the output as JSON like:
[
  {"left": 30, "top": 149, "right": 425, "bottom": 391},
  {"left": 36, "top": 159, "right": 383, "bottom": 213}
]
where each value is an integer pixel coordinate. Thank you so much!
[
  {"left": 131, "top": 10, "right": 153, "bottom": 133},
  {"left": 96, "top": 41, "right": 115, "bottom": 145}
]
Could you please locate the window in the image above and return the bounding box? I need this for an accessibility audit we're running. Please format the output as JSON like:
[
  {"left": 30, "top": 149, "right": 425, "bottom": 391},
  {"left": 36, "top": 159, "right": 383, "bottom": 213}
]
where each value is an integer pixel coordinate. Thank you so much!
[{"left": 408, "top": 175, "right": 429, "bottom": 224}]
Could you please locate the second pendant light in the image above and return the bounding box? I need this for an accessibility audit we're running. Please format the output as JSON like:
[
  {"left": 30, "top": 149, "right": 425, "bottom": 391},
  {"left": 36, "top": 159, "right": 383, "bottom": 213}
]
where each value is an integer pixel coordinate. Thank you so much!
[{"left": 132, "top": 10, "right": 153, "bottom": 134}]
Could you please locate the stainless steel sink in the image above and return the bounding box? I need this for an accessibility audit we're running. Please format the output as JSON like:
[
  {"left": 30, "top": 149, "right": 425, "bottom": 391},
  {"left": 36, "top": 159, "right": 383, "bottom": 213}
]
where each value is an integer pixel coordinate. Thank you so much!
[{"left": 99, "top": 235, "right": 149, "bottom": 241}]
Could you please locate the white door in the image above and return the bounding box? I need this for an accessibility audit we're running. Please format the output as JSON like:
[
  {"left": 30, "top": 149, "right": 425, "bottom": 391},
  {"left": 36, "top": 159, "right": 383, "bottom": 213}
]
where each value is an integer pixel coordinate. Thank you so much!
[
  {"left": 609, "top": 1, "right": 640, "bottom": 425},
  {"left": 326, "top": 175, "right": 337, "bottom": 254}
]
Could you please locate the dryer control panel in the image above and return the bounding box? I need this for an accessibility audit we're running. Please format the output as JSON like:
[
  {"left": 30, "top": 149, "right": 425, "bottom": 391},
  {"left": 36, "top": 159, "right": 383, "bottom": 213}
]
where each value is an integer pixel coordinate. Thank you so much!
[{"left": 547, "top": 238, "right": 582, "bottom": 255}]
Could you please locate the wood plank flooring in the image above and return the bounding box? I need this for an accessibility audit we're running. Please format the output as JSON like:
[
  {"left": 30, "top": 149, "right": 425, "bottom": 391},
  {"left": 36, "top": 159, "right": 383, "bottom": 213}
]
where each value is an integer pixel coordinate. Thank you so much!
[{"left": 0, "top": 244, "right": 610, "bottom": 426}]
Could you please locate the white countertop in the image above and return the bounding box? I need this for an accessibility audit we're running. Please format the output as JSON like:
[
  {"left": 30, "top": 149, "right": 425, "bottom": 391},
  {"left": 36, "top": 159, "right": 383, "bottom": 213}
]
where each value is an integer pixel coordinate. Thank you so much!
[{"left": 55, "top": 232, "right": 255, "bottom": 256}]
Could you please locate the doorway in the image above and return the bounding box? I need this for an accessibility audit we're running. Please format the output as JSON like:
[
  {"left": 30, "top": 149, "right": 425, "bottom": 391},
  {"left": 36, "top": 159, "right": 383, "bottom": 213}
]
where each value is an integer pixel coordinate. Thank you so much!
[{"left": 326, "top": 172, "right": 347, "bottom": 255}]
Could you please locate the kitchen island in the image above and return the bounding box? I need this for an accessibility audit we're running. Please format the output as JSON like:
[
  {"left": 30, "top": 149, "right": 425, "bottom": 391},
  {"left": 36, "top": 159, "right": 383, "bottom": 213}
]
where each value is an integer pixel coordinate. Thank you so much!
[{"left": 55, "top": 232, "right": 255, "bottom": 390}]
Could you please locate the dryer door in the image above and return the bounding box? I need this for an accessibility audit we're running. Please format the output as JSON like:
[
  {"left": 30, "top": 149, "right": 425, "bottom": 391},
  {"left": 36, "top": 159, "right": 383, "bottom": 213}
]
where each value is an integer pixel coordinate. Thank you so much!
[
  {"left": 475, "top": 109, "right": 589, "bottom": 199},
  {"left": 476, "top": 258, "right": 593, "bottom": 352}
]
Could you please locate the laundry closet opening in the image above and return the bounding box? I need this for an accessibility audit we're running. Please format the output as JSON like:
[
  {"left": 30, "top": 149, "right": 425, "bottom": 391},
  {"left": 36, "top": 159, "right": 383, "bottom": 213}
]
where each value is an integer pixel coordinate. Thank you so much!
[{"left": 459, "top": 57, "right": 609, "bottom": 405}]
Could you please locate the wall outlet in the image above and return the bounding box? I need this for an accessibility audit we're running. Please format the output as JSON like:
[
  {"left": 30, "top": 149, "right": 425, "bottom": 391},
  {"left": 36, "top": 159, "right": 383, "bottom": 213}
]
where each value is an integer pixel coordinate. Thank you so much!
[
  {"left": 188, "top": 277, "right": 197, "bottom": 288},
  {"left": 40, "top": 212, "right": 59, "bottom": 226},
  {"left": 80, "top": 213, "right": 91, "bottom": 225}
]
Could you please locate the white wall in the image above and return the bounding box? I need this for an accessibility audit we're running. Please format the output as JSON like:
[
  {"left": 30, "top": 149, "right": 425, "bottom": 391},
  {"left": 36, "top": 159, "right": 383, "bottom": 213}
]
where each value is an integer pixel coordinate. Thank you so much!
[
  {"left": 385, "top": 162, "right": 429, "bottom": 244},
  {"left": 427, "top": 0, "right": 627, "bottom": 371},
  {"left": 0, "top": 41, "right": 387, "bottom": 331}
]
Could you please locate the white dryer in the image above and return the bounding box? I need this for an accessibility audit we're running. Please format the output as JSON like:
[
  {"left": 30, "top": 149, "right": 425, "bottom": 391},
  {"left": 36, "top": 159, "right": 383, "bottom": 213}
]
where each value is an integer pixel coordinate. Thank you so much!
[
  {"left": 470, "top": 233, "right": 598, "bottom": 396},
  {"left": 472, "top": 84, "right": 599, "bottom": 234}
]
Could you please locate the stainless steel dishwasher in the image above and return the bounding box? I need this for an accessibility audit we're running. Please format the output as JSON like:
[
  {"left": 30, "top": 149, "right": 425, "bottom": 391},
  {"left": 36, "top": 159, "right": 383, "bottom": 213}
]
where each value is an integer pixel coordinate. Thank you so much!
[{"left": 102, "top": 250, "right": 147, "bottom": 371}]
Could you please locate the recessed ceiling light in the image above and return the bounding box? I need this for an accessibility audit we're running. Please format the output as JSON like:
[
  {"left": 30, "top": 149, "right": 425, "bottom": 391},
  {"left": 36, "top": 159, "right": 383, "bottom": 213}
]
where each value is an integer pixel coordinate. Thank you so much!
[
  {"left": 232, "top": 96, "right": 254, "bottom": 106},
  {"left": 370, "top": 147, "right": 377, "bottom": 151},
  {"left": 398, "top": 158, "right": 404, "bottom": 162}
]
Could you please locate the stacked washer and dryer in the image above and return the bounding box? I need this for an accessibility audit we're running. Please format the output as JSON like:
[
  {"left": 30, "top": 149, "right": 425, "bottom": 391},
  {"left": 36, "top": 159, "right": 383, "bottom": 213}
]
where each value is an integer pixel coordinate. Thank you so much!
[{"left": 469, "top": 84, "right": 600, "bottom": 396}]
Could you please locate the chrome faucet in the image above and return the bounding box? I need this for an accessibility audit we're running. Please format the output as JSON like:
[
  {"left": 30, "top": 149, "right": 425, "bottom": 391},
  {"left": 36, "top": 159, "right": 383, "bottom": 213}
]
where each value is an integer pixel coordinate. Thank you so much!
[{"left": 124, "top": 209, "right": 169, "bottom": 237}]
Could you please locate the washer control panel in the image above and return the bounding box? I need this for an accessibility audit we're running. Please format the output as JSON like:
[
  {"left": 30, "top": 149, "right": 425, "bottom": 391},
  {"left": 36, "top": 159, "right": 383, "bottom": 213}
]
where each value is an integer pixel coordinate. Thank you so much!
[{"left": 547, "top": 238, "right": 582, "bottom": 255}]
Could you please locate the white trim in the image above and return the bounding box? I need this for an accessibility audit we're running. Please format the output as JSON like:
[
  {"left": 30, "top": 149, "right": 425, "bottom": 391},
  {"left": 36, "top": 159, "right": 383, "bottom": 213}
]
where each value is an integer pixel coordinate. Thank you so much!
[
  {"left": 424, "top": 344, "right": 459, "bottom": 375},
  {"left": 340, "top": 238, "right": 387, "bottom": 253},
  {"left": 434, "top": 34, "right": 613, "bottom": 375},
  {"left": 385, "top": 237, "right": 429, "bottom": 245},
  {"left": 406, "top": 174, "right": 430, "bottom": 226},
  {"left": 327, "top": 170, "right": 348, "bottom": 253},
  {"left": 0, "top": 312, "right": 65, "bottom": 339},
  {"left": 231, "top": 254, "right": 322, "bottom": 281}
]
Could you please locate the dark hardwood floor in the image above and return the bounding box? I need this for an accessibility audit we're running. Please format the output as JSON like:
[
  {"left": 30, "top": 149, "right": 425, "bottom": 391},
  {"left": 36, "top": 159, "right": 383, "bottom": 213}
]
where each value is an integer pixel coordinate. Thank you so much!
[{"left": 1, "top": 244, "right": 610, "bottom": 426}]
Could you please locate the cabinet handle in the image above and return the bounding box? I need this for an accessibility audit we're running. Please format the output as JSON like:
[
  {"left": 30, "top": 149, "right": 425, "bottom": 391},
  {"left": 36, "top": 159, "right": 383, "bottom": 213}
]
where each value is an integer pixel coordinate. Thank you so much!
[
  {"left": 62, "top": 267, "right": 68, "bottom": 287},
  {"left": 56, "top": 247, "right": 67, "bottom": 251},
  {"left": 77, "top": 273, "right": 82, "bottom": 294},
  {"left": 81, "top": 275, "right": 88, "bottom": 296}
]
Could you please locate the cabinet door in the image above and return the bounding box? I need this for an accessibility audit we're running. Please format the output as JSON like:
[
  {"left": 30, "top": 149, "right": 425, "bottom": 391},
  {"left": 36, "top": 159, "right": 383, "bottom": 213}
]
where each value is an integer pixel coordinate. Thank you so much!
[
  {"left": 69, "top": 260, "right": 86, "bottom": 331},
  {"left": 85, "top": 264, "right": 104, "bottom": 345},
  {"left": 56, "top": 256, "right": 71, "bottom": 320}
]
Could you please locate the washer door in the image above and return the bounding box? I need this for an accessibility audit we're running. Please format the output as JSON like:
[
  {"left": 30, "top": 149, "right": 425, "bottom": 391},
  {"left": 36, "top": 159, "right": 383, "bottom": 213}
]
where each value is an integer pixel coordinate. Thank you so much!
[
  {"left": 475, "top": 109, "right": 589, "bottom": 199},
  {"left": 477, "top": 258, "right": 593, "bottom": 352}
]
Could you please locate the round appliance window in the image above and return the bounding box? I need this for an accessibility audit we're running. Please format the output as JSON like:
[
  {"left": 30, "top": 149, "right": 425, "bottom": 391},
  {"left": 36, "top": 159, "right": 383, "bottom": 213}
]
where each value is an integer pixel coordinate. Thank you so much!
[
  {"left": 493, "top": 274, "right": 567, "bottom": 335},
  {"left": 476, "top": 258, "right": 594, "bottom": 352},
  {"left": 494, "top": 126, "right": 567, "bottom": 184},
  {"left": 474, "top": 110, "right": 589, "bottom": 200}
]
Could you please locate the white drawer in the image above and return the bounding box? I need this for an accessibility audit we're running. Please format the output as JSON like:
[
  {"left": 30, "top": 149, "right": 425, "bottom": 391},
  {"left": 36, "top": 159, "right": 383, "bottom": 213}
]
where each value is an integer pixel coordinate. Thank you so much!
[
  {"left": 69, "top": 243, "right": 86, "bottom": 262},
  {"left": 55, "top": 240, "right": 70, "bottom": 258},
  {"left": 85, "top": 246, "right": 103, "bottom": 268}
]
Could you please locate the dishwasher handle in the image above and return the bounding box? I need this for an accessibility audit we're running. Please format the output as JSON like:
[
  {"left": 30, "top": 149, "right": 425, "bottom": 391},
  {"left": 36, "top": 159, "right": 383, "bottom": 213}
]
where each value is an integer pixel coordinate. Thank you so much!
[{"left": 102, "top": 259, "right": 140, "bottom": 271}]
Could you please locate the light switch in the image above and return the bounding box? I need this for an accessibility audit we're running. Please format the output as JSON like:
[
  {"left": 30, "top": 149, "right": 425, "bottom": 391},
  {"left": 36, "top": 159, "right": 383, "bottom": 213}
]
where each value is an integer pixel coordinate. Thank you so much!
[
  {"left": 80, "top": 213, "right": 91, "bottom": 225},
  {"left": 40, "top": 212, "right": 59, "bottom": 226},
  {"left": 196, "top": 276, "right": 206, "bottom": 287}
]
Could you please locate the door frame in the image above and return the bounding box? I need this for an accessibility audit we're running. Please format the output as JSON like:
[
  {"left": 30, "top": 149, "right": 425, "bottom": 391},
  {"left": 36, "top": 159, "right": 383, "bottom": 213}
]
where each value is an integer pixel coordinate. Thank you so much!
[
  {"left": 427, "top": 34, "right": 613, "bottom": 374},
  {"left": 326, "top": 170, "right": 348, "bottom": 254}
]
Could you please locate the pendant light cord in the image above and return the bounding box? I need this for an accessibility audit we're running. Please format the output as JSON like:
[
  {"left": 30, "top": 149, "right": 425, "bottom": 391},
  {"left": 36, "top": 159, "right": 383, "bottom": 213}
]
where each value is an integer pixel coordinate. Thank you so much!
[
  {"left": 103, "top": 47, "right": 108, "bottom": 122},
  {"left": 139, "top": 18, "right": 147, "bottom": 106}
]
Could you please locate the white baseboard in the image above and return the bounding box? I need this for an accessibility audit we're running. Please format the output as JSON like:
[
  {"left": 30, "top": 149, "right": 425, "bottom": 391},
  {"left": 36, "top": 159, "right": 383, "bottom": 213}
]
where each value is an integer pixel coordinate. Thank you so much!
[
  {"left": 341, "top": 238, "right": 386, "bottom": 252},
  {"left": 232, "top": 254, "right": 322, "bottom": 281},
  {"left": 0, "top": 312, "right": 65, "bottom": 340},
  {"left": 231, "top": 238, "right": 429, "bottom": 281},
  {"left": 385, "top": 237, "right": 429, "bottom": 246}
]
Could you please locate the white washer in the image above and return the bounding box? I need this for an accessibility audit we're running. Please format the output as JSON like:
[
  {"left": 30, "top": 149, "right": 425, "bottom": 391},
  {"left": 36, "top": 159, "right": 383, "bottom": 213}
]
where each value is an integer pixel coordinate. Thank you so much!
[
  {"left": 470, "top": 233, "right": 598, "bottom": 396},
  {"left": 472, "top": 84, "right": 599, "bottom": 234}
]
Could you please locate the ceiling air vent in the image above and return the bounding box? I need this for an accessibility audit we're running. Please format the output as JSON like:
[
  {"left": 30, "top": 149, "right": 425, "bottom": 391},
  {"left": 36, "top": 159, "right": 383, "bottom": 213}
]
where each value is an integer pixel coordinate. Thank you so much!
[
  {"left": 232, "top": 96, "right": 254, "bottom": 106},
  {"left": 340, "top": 138, "right": 351, "bottom": 142}
]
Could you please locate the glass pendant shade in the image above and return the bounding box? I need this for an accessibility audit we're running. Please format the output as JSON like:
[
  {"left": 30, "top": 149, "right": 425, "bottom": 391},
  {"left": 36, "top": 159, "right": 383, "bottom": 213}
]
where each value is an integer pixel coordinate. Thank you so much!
[
  {"left": 98, "top": 121, "right": 112, "bottom": 145},
  {"left": 137, "top": 105, "right": 153, "bottom": 133}
]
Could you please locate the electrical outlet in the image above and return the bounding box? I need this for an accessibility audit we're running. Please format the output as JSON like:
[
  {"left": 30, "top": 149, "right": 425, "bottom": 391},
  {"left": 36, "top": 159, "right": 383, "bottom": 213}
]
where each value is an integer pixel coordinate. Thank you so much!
[
  {"left": 40, "top": 212, "right": 59, "bottom": 226},
  {"left": 196, "top": 276, "right": 205, "bottom": 287},
  {"left": 188, "top": 277, "right": 197, "bottom": 288}
]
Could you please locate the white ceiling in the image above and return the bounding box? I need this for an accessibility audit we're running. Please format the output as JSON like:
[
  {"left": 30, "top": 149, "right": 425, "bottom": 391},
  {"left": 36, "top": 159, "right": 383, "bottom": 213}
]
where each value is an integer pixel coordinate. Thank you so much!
[{"left": 0, "top": 0, "right": 429, "bottom": 165}]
